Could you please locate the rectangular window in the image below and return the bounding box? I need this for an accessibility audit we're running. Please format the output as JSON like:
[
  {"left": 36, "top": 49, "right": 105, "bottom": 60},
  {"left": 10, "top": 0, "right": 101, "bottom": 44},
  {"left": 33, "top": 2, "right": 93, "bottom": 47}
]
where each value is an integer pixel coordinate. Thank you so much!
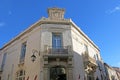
[
  {"left": 84, "top": 44, "right": 88, "bottom": 53},
  {"left": 1, "top": 53, "right": 7, "bottom": 71},
  {"left": 52, "top": 33, "right": 62, "bottom": 49},
  {"left": 96, "top": 54, "right": 99, "bottom": 60},
  {"left": 20, "top": 42, "right": 27, "bottom": 63}
]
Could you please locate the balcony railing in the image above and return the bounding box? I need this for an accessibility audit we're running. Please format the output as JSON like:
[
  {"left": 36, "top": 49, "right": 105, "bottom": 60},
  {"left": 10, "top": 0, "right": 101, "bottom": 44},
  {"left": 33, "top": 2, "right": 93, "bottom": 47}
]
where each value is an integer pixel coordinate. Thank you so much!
[
  {"left": 44, "top": 45, "right": 72, "bottom": 55},
  {"left": 48, "top": 47, "right": 68, "bottom": 54},
  {"left": 83, "top": 54, "right": 97, "bottom": 67}
]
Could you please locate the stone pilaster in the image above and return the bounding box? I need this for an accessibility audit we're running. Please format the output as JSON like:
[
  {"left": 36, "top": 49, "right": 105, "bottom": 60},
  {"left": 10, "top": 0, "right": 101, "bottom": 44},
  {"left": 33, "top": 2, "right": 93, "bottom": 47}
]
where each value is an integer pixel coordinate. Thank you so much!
[
  {"left": 43, "top": 67, "right": 49, "bottom": 80},
  {"left": 68, "top": 67, "right": 73, "bottom": 80}
]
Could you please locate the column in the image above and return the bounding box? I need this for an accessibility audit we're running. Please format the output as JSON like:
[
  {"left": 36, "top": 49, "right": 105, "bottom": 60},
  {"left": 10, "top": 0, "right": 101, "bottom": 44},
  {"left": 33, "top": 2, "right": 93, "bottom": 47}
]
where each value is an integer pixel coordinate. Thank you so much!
[
  {"left": 43, "top": 67, "right": 49, "bottom": 80},
  {"left": 68, "top": 67, "right": 73, "bottom": 80}
]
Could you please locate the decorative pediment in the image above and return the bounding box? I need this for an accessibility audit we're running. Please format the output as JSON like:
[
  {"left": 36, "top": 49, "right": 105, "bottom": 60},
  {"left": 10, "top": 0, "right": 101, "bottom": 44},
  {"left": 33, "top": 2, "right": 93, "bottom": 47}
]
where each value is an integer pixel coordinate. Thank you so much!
[{"left": 48, "top": 8, "right": 65, "bottom": 20}]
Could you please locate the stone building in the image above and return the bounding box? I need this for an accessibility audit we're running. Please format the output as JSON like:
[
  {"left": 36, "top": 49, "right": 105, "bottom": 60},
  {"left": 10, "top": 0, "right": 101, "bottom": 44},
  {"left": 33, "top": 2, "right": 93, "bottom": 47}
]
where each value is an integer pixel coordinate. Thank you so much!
[
  {"left": 0, "top": 8, "right": 106, "bottom": 80},
  {"left": 113, "top": 67, "right": 120, "bottom": 80},
  {"left": 104, "top": 63, "right": 119, "bottom": 80}
]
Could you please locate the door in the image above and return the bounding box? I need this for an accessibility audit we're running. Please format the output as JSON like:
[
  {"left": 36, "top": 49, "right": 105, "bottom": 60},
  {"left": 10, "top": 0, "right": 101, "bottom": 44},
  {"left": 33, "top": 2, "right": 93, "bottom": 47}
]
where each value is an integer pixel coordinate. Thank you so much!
[{"left": 50, "top": 66, "right": 66, "bottom": 80}]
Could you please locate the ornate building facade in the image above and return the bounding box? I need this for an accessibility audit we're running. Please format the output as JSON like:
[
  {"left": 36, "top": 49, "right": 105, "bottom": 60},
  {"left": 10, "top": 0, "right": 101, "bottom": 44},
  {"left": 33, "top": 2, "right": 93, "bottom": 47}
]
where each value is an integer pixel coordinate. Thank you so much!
[{"left": 0, "top": 8, "right": 118, "bottom": 80}]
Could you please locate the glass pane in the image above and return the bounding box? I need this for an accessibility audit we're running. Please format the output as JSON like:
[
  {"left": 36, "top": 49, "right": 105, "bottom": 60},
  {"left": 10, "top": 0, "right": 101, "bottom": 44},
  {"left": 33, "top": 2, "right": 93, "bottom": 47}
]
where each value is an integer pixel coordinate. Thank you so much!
[
  {"left": 16, "top": 72, "right": 19, "bottom": 77},
  {"left": 52, "top": 33, "right": 62, "bottom": 49},
  {"left": 1, "top": 53, "right": 7, "bottom": 70},
  {"left": 19, "top": 77, "right": 22, "bottom": 80},
  {"left": 16, "top": 70, "right": 25, "bottom": 80},
  {"left": 19, "top": 70, "right": 23, "bottom": 76},
  {"left": 20, "top": 42, "right": 26, "bottom": 61}
]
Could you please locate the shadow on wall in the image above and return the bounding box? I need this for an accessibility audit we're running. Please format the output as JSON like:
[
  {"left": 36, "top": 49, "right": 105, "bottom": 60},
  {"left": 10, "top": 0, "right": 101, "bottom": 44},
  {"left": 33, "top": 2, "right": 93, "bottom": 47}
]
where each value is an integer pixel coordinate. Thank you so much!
[{"left": 73, "top": 51, "right": 85, "bottom": 80}]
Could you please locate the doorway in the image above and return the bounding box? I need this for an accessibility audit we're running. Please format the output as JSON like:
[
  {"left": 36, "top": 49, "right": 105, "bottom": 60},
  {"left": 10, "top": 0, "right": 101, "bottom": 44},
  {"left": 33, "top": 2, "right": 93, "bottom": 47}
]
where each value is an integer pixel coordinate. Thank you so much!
[{"left": 50, "top": 66, "right": 66, "bottom": 80}]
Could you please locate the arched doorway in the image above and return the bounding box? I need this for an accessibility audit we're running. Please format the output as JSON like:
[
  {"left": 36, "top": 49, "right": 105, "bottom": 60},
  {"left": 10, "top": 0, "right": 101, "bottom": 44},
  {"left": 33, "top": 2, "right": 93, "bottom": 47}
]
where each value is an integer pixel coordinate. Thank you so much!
[{"left": 50, "top": 66, "right": 66, "bottom": 80}]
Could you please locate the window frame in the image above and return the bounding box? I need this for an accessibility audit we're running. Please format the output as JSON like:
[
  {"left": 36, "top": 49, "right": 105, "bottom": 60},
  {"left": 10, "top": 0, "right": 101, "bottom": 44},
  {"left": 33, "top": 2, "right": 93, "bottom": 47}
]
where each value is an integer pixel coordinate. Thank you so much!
[
  {"left": 52, "top": 33, "right": 63, "bottom": 49},
  {"left": 1, "top": 53, "right": 7, "bottom": 70},
  {"left": 16, "top": 70, "right": 25, "bottom": 80},
  {"left": 20, "top": 42, "right": 27, "bottom": 63}
]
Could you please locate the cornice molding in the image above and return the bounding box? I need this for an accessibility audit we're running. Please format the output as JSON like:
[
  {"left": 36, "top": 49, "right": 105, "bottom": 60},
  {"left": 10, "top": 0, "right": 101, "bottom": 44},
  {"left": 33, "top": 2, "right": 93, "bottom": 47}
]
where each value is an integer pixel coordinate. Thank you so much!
[{"left": 1, "top": 17, "right": 99, "bottom": 52}]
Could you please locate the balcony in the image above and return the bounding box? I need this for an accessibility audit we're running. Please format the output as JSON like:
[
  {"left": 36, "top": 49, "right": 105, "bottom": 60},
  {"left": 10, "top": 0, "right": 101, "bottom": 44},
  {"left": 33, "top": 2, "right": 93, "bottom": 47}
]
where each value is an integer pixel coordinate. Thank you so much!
[
  {"left": 83, "top": 54, "right": 97, "bottom": 70},
  {"left": 43, "top": 45, "right": 73, "bottom": 66},
  {"left": 43, "top": 45, "right": 72, "bottom": 58}
]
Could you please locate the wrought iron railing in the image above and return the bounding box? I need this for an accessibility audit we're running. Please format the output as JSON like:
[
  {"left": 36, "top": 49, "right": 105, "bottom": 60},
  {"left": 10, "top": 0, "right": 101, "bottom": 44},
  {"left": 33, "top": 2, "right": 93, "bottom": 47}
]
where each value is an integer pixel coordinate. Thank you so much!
[
  {"left": 44, "top": 45, "right": 72, "bottom": 55},
  {"left": 48, "top": 46, "right": 68, "bottom": 54},
  {"left": 83, "top": 54, "right": 97, "bottom": 66}
]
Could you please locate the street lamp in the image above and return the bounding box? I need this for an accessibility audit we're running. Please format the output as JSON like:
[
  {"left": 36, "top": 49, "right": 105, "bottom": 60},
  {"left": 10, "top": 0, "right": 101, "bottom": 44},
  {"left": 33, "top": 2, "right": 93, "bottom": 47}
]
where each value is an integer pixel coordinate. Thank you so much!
[{"left": 31, "top": 49, "right": 39, "bottom": 62}]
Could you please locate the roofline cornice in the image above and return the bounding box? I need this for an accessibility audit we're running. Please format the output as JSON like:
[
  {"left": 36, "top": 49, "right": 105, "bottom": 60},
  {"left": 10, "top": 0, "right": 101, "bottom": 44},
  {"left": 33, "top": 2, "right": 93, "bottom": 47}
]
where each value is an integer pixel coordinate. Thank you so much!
[
  {"left": 0, "top": 18, "right": 100, "bottom": 51},
  {"left": 69, "top": 19, "right": 100, "bottom": 51}
]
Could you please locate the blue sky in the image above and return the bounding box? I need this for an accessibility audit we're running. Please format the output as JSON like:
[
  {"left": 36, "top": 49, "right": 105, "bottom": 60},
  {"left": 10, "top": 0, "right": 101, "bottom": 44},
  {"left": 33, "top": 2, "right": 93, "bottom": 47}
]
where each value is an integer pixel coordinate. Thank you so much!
[{"left": 0, "top": 0, "right": 120, "bottom": 67}]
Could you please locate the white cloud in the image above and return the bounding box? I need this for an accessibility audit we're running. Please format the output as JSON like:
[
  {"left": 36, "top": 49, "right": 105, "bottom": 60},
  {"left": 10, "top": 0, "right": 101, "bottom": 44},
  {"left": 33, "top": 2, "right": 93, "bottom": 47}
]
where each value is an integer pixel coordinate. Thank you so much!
[
  {"left": 0, "top": 22, "right": 5, "bottom": 27},
  {"left": 106, "top": 6, "right": 120, "bottom": 14}
]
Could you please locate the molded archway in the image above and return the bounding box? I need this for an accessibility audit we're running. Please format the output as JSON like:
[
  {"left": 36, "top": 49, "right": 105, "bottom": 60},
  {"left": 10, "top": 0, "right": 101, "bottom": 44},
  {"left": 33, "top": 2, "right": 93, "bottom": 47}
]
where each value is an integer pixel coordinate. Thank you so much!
[{"left": 50, "top": 66, "right": 66, "bottom": 80}]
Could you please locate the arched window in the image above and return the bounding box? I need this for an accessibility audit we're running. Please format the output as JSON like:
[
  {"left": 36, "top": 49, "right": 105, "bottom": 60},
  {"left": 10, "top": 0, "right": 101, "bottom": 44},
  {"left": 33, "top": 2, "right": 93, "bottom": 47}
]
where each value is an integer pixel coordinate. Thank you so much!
[{"left": 16, "top": 70, "right": 25, "bottom": 80}]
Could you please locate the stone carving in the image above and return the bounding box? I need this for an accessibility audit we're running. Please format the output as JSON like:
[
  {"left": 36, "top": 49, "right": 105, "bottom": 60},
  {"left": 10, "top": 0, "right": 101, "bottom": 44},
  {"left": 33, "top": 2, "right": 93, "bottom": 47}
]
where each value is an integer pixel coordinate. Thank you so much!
[{"left": 48, "top": 8, "right": 65, "bottom": 20}]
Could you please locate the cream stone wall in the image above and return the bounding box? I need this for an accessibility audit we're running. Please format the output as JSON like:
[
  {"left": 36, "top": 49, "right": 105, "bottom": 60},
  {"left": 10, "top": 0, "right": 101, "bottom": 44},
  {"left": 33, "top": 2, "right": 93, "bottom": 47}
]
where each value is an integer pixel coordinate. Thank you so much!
[
  {"left": 40, "top": 23, "right": 73, "bottom": 80},
  {"left": 1, "top": 38, "right": 21, "bottom": 80},
  {"left": 0, "top": 19, "right": 106, "bottom": 80},
  {"left": 0, "top": 20, "right": 74, "bottom": 80},
  {"left": 71, "top": 26, "right": 86, "bottom": 80},
  {"left": 70, "top": 24, "right": 102, "bottom": 80},
  {"left": 40, "top": 24, "right": 72, "bottom": 48},
  {"left": 0, "top": 24, "right": 42, "bottom": 80},
  {"left": 24, "top": 26, "right": 41, "bottom": 80},
  {"left": 106, "top": 67, "right": 119, "bottom": 80}
]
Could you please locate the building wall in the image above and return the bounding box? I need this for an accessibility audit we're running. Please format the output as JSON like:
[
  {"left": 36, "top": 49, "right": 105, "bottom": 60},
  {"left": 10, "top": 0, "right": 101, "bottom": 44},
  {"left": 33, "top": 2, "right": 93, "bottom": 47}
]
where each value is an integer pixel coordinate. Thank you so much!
[
  {"left": 104, "top": 64, "right": 119, "bottom": 80},
  {"left": 24, "top": 25, "right": 41, "bottom": 80},
  {"left": 0, "top": 50, "right": 3, "bottom": 70},
  {"left": 0, "top": 25, "right": 41, "bottom": 80},
  {"left": 0, "top": 21, "right": 107, "bottom": 80},
  {"left": 1, "top": 37, "right": 21, "bottom": 80},
  {"left": 108, "top": 67, "right": 119, "bottom": 80},
  {"left": 71, "top": 25, "right": 101, "bottom": 80},
  {"left": 71, "top": 26, "right": 85, "bottom": 80}
]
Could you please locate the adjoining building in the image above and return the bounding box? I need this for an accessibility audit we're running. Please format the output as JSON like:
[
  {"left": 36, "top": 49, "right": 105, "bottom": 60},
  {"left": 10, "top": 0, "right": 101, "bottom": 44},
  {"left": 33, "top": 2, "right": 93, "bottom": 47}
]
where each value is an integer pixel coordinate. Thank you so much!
[
  {"left": 104, "top": 63, "right": 119, "bottom": 80},
  {"left": 0, "top": 8, "right": 114, "bottom": 80},
  {"left": 113, "top": 67, "right": 120, "bottom": 80}
]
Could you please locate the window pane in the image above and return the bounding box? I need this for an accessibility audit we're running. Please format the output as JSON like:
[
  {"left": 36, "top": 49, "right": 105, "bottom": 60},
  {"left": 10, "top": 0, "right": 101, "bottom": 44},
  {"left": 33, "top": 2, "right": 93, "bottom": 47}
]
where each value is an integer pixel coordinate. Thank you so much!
[
  {"left": 1, "top": 53, "right": 7, "bottom": 70},
  {"left": 52, "top": 33, "right": 62, "bottom": 49},
  {"left": 19, "top": 70, "right": 23, "bottom": 76},
  {"left": 19, "top": 77, "right": 22, "bottom": 80},
  {"left": 16, "top": 72, "right": 19, "bottom": 77},
  {"left": 16, "top": 70, "right": 25, "bottom": 80},
  {"left": 20, "top": 42, "right": 26, "bottom": 62}
]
